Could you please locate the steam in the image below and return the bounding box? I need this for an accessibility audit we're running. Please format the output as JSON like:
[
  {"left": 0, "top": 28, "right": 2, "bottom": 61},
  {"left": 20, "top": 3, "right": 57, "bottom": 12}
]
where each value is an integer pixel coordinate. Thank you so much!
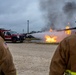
[
  {"left": 40, "top": 0, "right": 76, "bottom": 31},
  {"left": 31, "top": 31, "right": 68, "bottom": 43}
]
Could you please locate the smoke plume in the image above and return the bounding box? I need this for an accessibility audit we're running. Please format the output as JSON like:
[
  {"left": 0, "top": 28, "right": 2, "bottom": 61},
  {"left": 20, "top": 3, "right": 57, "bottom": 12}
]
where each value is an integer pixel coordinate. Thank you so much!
[
  {"left": 40, "top": 0, "right": 76, "bottom": 31},
  {"left": 63, "top": 1, "right": 76, "bottom": 18}
]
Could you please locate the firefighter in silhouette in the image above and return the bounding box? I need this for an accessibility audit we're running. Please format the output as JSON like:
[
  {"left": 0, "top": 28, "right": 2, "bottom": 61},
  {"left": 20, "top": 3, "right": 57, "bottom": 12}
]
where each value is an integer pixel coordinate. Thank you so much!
[
  {"left": 0, "top": 31, "right": 16, "bottom": 75},
  {"left": 49, "top": 34, "right": 76, "bottom": 75}
]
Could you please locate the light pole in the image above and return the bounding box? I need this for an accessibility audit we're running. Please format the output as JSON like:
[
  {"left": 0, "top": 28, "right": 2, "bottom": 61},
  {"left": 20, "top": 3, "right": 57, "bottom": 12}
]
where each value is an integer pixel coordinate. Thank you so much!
[{"left": 27, "top": 20, "right": 29, "bottom": 33}]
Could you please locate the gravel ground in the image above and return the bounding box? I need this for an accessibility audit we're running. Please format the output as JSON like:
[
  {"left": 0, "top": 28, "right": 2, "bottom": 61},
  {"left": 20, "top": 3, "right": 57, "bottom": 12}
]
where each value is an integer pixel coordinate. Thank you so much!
[{"left": 7, "top": 42, "right": 58, "bottom": 75}]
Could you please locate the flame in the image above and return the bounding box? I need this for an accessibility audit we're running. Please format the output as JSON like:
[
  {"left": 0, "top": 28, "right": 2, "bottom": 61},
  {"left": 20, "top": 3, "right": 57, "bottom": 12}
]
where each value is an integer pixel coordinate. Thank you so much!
[
  {"left": 45, "top": 35, "right": 57, "bottom": 43},
  {"left": 65, "top": 26, "right": 71, "bottom": 35},
  {"left": 50, "top": 28, "right": 53, "bottom": 32}
]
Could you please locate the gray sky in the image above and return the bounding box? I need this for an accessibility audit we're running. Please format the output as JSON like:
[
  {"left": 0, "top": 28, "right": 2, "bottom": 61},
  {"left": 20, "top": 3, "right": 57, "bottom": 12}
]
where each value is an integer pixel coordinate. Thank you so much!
[
  {"left": 0, "top": 0, "right": 45, "bottom": 33},
  {"left": 1, "top": 0, "right": 76, "bottom": 33}
]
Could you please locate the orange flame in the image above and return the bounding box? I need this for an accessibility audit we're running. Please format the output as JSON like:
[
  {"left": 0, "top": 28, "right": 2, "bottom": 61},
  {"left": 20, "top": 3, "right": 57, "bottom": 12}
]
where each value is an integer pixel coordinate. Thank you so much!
[
  {"left": 45, "top": 35, "right": 57, "bottom": 43},
  {"left": 50, "top": 28, "right": 53, "bottom": 32},
  {"left": 65, "top": 26, "right": 71, "bottom": 35}
]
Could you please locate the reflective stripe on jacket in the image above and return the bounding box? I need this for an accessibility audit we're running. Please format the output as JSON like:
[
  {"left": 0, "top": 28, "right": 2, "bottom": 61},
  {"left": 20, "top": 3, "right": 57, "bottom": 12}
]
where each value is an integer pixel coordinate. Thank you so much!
[{"left": 65, "top": 70, "right": 76, "bottom": 75}]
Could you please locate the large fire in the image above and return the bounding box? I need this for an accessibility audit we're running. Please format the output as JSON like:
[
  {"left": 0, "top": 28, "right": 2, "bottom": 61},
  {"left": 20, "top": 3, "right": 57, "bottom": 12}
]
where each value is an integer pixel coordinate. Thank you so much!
[
  {"left": 45, "top": 35, "right": 57, "bottom": 43},
  {"left": 45, "top": 26, "right": 72, "bottom": 43}
]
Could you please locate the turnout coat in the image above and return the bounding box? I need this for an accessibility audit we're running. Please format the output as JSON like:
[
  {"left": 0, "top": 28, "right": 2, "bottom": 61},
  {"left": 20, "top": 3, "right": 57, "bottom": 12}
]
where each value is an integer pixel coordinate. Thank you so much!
[
  {"left": 49, "top": 34, "right": 76, "bottom": 75},
  {"left": 0, "top": 36, "right": 16, "bottom": 75}
]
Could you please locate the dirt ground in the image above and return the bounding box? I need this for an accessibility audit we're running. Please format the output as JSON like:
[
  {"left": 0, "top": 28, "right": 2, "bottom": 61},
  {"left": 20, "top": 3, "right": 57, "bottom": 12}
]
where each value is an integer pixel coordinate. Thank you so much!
[{"left": 7, "top": 42, "right": 58, "bottom": 75}]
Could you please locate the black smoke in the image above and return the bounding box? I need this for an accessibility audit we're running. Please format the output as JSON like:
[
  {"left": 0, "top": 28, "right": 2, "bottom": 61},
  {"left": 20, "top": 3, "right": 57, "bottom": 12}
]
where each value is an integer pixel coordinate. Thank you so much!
[
  {"left": 63, "top": 2, "right": 76, "bottom": 18},
  {"left": 40, "top": 0, "right": 76, "bottom": 31}
]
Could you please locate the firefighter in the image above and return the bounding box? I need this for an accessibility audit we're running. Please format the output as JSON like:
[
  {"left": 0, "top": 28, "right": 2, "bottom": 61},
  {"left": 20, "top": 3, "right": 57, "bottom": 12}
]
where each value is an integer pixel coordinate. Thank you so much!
[
  {"left": 0, "top": 31, "right": 16, "bottom": 75},
  {"left": 49, "top": 34, "right": 76, "bottom": 75},
  {"left": 0, "top": 31, "right": 5, "bottom": 40}
]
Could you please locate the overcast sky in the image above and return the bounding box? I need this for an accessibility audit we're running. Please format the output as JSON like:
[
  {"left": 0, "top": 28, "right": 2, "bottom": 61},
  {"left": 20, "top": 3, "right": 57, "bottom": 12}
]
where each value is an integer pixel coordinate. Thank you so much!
[
  {"left": 0, "top": 0, "right": 45, "bottom": 33},
  {"left": 1, "top": 0, "right": 76, "bottom": 33}
]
